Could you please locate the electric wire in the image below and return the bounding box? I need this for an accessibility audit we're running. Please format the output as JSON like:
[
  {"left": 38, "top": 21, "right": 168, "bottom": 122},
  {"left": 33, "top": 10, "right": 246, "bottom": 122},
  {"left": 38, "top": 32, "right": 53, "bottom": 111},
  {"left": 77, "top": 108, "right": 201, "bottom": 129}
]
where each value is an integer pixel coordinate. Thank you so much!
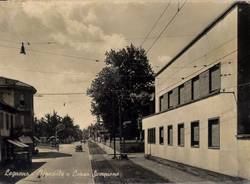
[
  {"left": 146, "top": 0, "right": 188, "bottom": 54},
  {"left": 140, "top": 0, "right": 171, "bottom": 46}
]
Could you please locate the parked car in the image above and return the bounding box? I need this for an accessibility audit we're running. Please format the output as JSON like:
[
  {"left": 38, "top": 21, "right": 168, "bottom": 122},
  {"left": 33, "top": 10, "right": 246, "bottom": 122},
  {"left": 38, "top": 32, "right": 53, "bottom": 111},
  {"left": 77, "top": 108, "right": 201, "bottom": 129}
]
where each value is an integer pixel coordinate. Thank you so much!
[{"left": 75, "top": 145, "right": 83, "bottom": 152}]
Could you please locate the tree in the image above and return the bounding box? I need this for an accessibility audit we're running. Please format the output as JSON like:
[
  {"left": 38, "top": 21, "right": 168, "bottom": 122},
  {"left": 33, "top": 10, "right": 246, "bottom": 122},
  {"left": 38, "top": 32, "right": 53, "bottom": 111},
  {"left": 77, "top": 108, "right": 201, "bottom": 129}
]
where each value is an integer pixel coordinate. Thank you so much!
[
  {"left": 34, "top": 112, "right": 83, "bottom": 142},
  {"left": 87, "top": 44, "right": 154, "bottom": 139}
]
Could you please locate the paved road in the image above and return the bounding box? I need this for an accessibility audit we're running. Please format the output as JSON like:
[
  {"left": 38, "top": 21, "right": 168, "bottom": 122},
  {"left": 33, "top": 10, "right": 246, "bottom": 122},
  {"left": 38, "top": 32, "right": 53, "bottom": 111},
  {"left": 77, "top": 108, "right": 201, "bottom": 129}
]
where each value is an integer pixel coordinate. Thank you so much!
[
  {"left": 88, "top": 141, "right": 169, "bottom": 184},
  {"left": 17, "top": 143, "right": 93, "bottom": 184}
]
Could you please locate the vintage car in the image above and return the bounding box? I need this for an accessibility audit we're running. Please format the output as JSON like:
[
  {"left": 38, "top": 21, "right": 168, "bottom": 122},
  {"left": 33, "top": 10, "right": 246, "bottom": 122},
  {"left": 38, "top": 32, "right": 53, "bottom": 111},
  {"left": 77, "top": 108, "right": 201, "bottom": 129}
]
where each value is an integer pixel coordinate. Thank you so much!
[{"left": 75, "top": 145, "right": 83, "bottom": 152}]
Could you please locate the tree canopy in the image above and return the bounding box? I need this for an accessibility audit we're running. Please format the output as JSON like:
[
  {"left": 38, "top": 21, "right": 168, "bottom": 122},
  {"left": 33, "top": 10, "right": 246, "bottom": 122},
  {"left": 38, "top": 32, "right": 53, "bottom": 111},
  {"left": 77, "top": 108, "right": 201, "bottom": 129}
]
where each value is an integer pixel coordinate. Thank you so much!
[
  {"left": 34, "top": 111, "right": 82, "bottom": 142},
  {"left": 87, "top": 44, "right": 154, "bottom": 138}
]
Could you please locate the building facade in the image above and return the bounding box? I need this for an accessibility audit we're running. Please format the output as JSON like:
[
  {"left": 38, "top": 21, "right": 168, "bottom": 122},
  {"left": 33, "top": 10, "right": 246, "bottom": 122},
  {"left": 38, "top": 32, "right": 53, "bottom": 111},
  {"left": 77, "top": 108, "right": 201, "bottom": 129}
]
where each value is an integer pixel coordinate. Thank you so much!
[
  {"left": 143, "top": 2, "right": 250, "bottom": 180},
  {"left": 0, "top": 101, "right": 17, "bottom": 164},
  {"left": 0, "top": 77, "right": 36, "bottom": 165}
]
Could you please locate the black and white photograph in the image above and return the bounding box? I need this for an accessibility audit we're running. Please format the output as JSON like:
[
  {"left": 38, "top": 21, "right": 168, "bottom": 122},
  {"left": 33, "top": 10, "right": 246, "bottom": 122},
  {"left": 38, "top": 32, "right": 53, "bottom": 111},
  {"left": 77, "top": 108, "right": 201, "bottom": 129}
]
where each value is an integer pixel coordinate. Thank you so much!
[{"left": 0, "top": 0, "right": 250, "bottom": 183}]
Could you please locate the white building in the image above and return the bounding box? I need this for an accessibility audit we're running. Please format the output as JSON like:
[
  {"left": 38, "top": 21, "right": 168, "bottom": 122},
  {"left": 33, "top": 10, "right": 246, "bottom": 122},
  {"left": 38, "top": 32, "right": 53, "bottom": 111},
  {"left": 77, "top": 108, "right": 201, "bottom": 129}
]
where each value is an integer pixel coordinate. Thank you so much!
[{"left": 143, "top": 1, "right": 250, "bottom": 180}]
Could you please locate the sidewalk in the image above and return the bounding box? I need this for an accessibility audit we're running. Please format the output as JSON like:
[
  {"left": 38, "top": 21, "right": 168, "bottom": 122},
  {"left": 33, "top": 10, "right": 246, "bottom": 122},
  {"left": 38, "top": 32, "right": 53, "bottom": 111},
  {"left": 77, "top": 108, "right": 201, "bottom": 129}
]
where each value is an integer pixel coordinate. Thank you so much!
[
  {"left": 88, "top": 141, "right": 169, "bottom": 183},
  {"left": 95, "top": 141, "right": 245, "bottom": 183}
]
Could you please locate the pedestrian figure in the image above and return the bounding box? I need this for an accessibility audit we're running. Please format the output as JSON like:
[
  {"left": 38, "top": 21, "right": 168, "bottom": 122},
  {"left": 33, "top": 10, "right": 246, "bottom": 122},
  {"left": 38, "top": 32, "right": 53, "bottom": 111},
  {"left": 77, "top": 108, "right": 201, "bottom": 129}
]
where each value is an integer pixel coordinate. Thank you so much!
[{"left": 56, "top": 143, "right": 60, "bottom": 151}]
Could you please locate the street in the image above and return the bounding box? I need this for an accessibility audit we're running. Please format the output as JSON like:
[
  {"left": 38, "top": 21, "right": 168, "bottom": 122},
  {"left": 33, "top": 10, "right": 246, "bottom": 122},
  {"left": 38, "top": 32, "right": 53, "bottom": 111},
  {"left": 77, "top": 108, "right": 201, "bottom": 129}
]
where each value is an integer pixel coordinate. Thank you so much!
[
  {"left": 15, "top": 143, "right": 93, "bottom": 184},
  {"left": 0, "top": 141, "right": 171, "bottom": 184}
]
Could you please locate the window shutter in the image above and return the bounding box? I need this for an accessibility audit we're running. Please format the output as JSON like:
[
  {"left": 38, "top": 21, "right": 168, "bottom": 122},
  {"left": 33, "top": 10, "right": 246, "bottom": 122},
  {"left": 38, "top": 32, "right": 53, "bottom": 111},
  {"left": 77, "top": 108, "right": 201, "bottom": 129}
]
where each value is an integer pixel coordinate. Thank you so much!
[
  {"left": 179, "top": 85, "right": 185, "bottom": 105},
  {"left": 163, "top": 93, "right": 168, "bottom": 110},
  {"left": 193, "top": 126, "right": 199, "bottom": 142},
  {"left": 184, "top": 80, "right": 192, "bottom": 103},
  {"left": 170, "top": 128, "right": 173, "bottom": 145},
  {"left": 211, "top": 122, "right": 220, "bottom": 147},
  {"left": 192, "top": 77, "right": 200, "bottom": 100},
  {"left": 180, "top": 126, "right": 184, "bottom": 145},
  {"left": 172, "top": 87, "right": 179, "bottom": 107},
  {"left": 199, "top": 70, "right": 210, "bottom": 97},
  {"left": 210, "top": 65, "right": 221, "bottom": 92}
]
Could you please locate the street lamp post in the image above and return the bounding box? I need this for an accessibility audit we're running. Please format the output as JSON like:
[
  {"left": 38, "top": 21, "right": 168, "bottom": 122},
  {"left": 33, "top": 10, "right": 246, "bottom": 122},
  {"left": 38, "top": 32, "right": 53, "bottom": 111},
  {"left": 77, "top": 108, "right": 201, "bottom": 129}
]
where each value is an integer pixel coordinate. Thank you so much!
[
  {"left": 112, "top": 94, "right": 117, "bottom": 159},
  {"left": 55, "top": 123, "right": 65, "bottom": 151}
]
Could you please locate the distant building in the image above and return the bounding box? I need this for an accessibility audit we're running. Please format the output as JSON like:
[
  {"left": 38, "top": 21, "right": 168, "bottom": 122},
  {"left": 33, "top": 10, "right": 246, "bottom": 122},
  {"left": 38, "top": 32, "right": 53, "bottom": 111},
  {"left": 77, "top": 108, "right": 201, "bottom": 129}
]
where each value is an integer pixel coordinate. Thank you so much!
[
  {"left": 0, "top": 77, "right": 36, "bottom": 165},
  {"left": 0, "top": 101, "right": 17, "bottom": 164},
  {"left": 143, "top": 2, "right": 250, "bottom": 180}
]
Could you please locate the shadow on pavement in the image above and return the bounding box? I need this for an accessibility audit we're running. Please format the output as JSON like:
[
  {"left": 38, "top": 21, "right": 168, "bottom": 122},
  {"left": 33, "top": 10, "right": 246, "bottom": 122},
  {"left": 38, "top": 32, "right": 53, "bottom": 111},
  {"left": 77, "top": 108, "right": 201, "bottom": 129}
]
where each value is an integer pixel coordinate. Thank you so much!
[
  {"left": 33, "top": 152, "right": 72, "bottom": 159},
  {"left": 0, "top": 161, "right": 46, "bottom": 184},
  {"left": 89, "top": 141, "right": 169, "bottom": 183}
]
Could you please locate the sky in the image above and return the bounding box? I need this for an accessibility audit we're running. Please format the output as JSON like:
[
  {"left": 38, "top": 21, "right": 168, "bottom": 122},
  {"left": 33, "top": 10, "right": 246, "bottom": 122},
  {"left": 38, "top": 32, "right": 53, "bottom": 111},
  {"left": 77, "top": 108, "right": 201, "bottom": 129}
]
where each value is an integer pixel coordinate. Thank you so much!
[{"left": 0, "top": 0, "right": 236, "bottom": 129}]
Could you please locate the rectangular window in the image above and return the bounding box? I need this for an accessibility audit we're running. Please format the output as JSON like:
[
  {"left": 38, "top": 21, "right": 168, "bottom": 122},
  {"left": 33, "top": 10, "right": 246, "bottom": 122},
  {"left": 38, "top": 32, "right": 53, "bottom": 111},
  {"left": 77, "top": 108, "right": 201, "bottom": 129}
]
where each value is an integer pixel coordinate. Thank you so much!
[
  {"left": 5, "top": 113, "right": 9, "bottom": 130},
  {"left": 191, "top": 121, "right": 199, "bottom": 147},
  {"left": 0, "top": 112, "right": 3, "bottom": 129},
  {"left": 178, "top": 124, "right": 184, "bottom": 146},
  {"left": 192, "top": 76, "right": 200, "bottom": 100},
  {"left": 159, "top": 95, "right": 164, "bottom": 112},
  {"left": 21, "top": 115, "right": 25, "bottom": 127},
  {"left": 208, "top": 118, "right": 220, "bottom": 148},
  {"left": 209, "top": 64, "right": 221, "bottom": 93},
  {"left": 168, "top": 91, "right": 173, "bottom": 108},
  {"left": 10, "top": 115, "right": 14, "bottom": 129},
  {"left": 178, "top": 84, "right": 185, "bottom": 105},
  {"left": 167, "top": 125, "right": 173, "bottom": 145},
  {"left": 159, "top": 126, "right": 164, "bottom": 144},
  {"left": 20, "top": 93, "right": 25, "bottom": 106},
  {"left": 148, "top": 128, "right": 156, "bottom": 144}
]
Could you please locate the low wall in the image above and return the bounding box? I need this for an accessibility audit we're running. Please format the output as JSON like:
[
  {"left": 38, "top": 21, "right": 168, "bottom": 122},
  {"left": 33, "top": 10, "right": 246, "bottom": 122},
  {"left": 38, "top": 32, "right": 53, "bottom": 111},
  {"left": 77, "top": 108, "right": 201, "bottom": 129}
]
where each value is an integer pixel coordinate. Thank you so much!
[{"left": 102, "top": 140, "right": 144, "bottom": 153}]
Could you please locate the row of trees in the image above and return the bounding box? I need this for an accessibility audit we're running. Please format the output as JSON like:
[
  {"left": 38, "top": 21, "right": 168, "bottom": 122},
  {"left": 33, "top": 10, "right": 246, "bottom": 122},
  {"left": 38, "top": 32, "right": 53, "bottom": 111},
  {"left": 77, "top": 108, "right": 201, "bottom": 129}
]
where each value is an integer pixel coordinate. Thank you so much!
[
  {"left": 87, "top": 44, "right": 155, "bottom": 139},
  {"left": 34, "top": 111, "right": 83, "bottom": 142}
]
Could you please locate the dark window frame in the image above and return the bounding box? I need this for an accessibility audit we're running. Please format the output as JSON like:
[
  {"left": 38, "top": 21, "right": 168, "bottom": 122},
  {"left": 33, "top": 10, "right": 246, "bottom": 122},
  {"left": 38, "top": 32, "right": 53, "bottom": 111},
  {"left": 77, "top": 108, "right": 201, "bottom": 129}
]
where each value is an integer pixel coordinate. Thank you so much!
[
  {"left": 0, "top": 112, "right": 3, "bottom": 129},
  {"left": 167, "top": 125, "right": 173, "bottom": 146},
  {"left": 191, "top": 121, "right": 200, "bottom": 148},
  {"left": 5, "top": 113, "right": 9, "bottom": 130},
  {"left": 208, "top": 117, "right": 220, "bottom": 149},
  {"left": 178, "top": 123, "right": 185, "bottom": 147},
  {"left": 148, "top": 128, "right": 156, "bottom": 144},
  {"left": 159, "top": 126, "right": 164, "bottom": 144},
  {"left": 10, "top": 115, "right": 14, "bottom": 129},
  {"left": 178, "top": 84, "right": 185, "bottom": 105},
  {"left": 159, "top": 95, "right": 164, "bottom": 112},
  {"left": 168, "top": 91, "right": 173, "bottom": 108},
  {"left": 20, "top": 93, "right": 25, "bottom": 106},
  {"left": 191, "top": 76, "right": 200, "bottom": 100},
  {"left": 209, "top": 64, "right": 221, "bottom": 93}
]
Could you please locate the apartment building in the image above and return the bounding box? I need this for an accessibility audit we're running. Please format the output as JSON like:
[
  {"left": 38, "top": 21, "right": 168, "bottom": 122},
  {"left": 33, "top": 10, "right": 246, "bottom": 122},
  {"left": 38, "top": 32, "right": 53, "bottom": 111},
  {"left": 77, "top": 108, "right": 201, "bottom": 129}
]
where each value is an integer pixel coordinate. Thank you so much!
[
  {"left": 0, "top": 101, "right": 17, "bottom": 164},
  {"left": 143, "top": 2, "right": 250, "bottom": 179},
  {"left": 0, "top": 77, "right": 36, "bottom": 165}
]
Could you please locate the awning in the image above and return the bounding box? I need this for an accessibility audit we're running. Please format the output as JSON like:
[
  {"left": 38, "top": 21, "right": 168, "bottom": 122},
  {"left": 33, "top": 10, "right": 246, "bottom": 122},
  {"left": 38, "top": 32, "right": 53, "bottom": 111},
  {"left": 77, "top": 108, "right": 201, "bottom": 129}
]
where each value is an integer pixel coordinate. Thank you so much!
[
  {"left": 19, "top": 136, "right": 33, "bottom": 144},
  {"left": 33, "top": 136, "right": 41, "bottom": 142},
  {"left": 7, "top": 139, "right": 29, "bottom": 148}
]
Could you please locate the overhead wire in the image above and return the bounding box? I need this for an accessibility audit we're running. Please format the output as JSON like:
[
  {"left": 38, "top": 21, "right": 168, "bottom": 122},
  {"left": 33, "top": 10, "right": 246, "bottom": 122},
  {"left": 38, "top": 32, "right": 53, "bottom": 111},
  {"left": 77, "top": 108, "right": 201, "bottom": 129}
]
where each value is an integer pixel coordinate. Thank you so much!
[
  {"left": 140, "top": 0, "right": 171, "bottom": 46},
  {"left": 146, "top": 0, "right": 188, "bottom": 54}
]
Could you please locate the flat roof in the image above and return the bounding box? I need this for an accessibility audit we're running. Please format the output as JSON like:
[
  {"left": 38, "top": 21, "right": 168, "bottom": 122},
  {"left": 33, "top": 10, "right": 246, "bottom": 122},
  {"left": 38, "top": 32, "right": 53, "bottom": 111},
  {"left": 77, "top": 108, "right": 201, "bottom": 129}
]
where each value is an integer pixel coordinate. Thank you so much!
[{"left": 155, "top": 1, "right": 247, "bottom": 77}]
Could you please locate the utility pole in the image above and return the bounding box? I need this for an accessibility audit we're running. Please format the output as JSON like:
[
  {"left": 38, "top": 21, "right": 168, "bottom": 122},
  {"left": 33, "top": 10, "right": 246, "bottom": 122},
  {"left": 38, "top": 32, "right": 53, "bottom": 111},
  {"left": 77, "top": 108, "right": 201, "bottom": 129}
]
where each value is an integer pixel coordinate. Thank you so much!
[
  {"left": 118, "top": 93, "right": 122, "bottom": 155},
  {"left": 112, "top": 94, "right": 117, "bottom": 159}
]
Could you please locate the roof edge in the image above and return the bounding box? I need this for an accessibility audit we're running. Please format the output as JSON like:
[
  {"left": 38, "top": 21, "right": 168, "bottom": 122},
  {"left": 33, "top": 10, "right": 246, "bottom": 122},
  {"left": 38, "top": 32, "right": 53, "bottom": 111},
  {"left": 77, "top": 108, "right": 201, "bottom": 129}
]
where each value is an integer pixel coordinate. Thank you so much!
[
  {"left": 0, "top": 76, "right": 37, "bottom": 94},
  {"left": 155, "top": 1, "right": 247, "bottom": 77}
]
